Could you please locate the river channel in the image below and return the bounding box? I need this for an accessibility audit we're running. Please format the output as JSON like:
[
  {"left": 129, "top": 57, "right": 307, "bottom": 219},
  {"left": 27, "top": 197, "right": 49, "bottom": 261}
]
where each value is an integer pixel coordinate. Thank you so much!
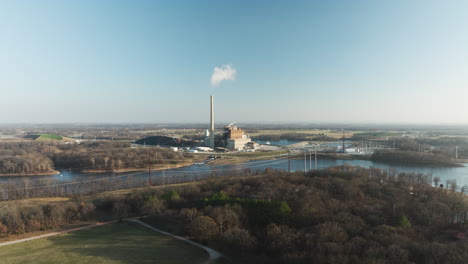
[{"left": 1, "top": 158, "right": 467, "bottom": 188}]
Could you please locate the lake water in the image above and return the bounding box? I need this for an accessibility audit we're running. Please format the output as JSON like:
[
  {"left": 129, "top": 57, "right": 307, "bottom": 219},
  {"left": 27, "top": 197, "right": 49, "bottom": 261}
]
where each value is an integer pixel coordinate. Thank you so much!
[{"left": 1, "top": 158, "right": 467, "bottom": 188}]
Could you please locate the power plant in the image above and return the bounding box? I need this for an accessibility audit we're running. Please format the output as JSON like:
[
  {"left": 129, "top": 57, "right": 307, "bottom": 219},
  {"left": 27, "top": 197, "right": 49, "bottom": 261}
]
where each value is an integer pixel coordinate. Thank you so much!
[
  {"left": 134, "top": 95, "right": 254, "bottom": 152},
  {"left": 206, "top": 95, "right": 215, "bottom": 149},
  {"left": 204, "top": 95, "right": 253, "bottom": 151}
]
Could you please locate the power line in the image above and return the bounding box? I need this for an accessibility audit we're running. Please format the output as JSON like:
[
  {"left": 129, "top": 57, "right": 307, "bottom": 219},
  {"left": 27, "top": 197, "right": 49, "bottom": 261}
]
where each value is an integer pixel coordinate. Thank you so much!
[{"left": 0, "top": 158, "right": 288, "bottom": 194}]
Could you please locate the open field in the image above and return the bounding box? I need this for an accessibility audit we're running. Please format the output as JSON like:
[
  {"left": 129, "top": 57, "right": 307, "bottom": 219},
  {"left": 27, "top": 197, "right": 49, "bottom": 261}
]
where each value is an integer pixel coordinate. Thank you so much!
[
  {"left": 0, "top": 136, "right": 27, "bottom": 142},
  {"left": 36, "top": 134, "right": 63, "bottom": 140},
  {"left": 0, "top": 221, "right": 209, "bottom": 264}
]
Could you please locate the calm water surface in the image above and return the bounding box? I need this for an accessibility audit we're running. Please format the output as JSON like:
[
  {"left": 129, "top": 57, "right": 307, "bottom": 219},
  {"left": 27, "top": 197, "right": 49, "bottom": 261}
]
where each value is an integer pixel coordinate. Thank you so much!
[{"left": 1, "top": 158, "right": 467, "bottom": 187}]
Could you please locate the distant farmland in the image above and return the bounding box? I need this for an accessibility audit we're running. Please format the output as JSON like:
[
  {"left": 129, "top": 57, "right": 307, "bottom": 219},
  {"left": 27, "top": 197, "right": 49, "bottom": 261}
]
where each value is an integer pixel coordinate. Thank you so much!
[{"left": 0, "top": 222, "right": 209, "bottom": 264}]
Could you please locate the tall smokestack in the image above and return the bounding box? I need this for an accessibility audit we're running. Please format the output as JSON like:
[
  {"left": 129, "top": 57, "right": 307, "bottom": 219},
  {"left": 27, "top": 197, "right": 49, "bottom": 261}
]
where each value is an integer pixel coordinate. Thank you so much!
[
  {"left": 209, "top": 95, "right": 215, "bottom": 148},
  {"left": 210, "top": 95, "right": 214, "bottom": 131}
]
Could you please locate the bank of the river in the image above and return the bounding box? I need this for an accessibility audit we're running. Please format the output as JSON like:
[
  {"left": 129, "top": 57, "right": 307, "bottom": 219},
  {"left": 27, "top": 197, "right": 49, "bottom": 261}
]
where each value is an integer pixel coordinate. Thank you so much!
[
  {"left": 206, "top": 150, "right": 288, "bottom": 165},
  {"left": 370, "top": 159, "right": 464, "bottom": 168},
  {"left": 1, "top": 157, "right": 468, "bottom": 195},
  {"left": 82, "top": 161, "right": 196, "bottom": 173},
  {"left": 0, "top": 170, "right": 60, "bottom": 177},
  {"left": 316, "top": 153, "right": 371, "bottom": 160}
]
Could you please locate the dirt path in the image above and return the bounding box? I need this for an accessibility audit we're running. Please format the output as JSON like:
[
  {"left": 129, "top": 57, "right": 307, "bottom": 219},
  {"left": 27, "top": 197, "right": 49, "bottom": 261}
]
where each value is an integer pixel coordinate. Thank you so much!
[{"left": 131, "top": 219, "right": 224, "bottom": 263}]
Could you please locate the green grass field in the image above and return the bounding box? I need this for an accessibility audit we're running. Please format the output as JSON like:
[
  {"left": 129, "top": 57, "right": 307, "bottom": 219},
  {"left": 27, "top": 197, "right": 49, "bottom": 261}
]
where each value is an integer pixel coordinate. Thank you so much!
[
  {"left": 0, "top": 222, "right": 209, "bottom": 264},
  {"left": 36, "top": 134, "right": 63, "bottom": 140}
]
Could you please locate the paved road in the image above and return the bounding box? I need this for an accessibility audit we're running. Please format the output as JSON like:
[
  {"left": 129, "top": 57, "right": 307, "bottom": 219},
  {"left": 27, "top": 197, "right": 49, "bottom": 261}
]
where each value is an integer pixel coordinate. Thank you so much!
[{"left": 131, "top": 219, "right": 224, "bottom": 263}]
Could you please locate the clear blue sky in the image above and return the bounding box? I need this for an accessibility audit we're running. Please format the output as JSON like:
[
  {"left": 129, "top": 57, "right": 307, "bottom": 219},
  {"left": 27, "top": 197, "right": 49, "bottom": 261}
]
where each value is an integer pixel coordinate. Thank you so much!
[{"left": 1, "top": 0, "right": 467, "bottom": 124}]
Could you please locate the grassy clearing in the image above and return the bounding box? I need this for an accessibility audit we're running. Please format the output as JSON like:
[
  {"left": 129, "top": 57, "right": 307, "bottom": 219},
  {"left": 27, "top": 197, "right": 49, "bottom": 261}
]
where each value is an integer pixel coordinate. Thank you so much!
[
  {"left": 36, "top": 134, "right": 63, "bottom": 141},
  {"left": 0, "top": 221, "right": 209, "bottom": 264}
]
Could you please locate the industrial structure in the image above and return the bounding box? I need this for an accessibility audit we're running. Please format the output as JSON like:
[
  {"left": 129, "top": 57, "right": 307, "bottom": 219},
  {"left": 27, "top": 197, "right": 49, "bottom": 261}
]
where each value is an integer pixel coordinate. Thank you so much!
[
  {"left": 224, "top": 125, "right": 252, "bottom": 150},
  {"left": 204, "top": 95, "right": 252, "bottom": 151},
  {"left": 204, "top": 95, "right": 216, "bottom": 149}
]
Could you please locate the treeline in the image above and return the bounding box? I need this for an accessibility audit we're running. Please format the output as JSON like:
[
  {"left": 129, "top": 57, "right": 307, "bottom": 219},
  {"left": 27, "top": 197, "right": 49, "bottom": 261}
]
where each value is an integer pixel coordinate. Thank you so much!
[
  {"left": 0, "top": 201, "right": 95, "bottom": 236},
  {"left": 371, "top": 150, "right": 460, "bottom": 167},
  {"left": 0, "top": 166, "right": 467, "bottom": 263},
  {"left": 52, "top": 142, "right": 192, "bottom": 171},
  {"left": 0, "top": 142, "right": 57, "bottom": 175},
  {"left": 367, "top": 137, "right": 468, "bottom": 160},
  {"left": 416, "top": 137, "right": 468, "bottom": 159},
  {"left": 0, "top": 142, "right": 193, "bottom": 174},
  {"left": 97, "top": 167, "right": 468, "bottom": 264},
  {"left": 0, "top": 154, "right": 54, "bottom": 175}
]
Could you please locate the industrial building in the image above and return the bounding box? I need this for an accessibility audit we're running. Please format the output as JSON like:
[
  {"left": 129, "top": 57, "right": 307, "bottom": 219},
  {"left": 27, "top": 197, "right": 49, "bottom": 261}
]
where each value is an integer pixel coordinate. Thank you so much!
[
  {"left": 204, "top": 95, "right": 252, "bottom": 151},
  {"left": 224, "top": 125, "right": 252, "bottom": 150}
]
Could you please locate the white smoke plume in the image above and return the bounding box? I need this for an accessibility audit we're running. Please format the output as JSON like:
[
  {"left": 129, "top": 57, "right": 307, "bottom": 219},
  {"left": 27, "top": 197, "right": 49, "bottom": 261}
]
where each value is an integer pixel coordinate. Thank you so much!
[{"left": 210, "top": 64, "right": 237, "bottom": 87}]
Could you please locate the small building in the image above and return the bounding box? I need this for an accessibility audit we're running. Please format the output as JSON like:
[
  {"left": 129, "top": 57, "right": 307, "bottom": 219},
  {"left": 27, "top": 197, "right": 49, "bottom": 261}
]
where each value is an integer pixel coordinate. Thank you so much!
[
  {"left": 245, "top": 141, "right": 260, "bottom": 150},
  {"left": 170, "top": 147, "right": 178, "bottom": 152},
  {"left": 227, "top": 138, "right": 252, "bottom": 150},
  {"left": 196, "top": 146, "right": 214, "bottom": 152}
]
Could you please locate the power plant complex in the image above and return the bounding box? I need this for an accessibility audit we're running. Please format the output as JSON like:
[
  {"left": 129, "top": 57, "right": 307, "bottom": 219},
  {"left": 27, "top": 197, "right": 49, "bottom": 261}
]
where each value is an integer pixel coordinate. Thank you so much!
[
  {"left": 134, "top": 95, "right": 255, "bottom": 152},
  {"left": 204, "top": 95, "right": 253, "bottom": 151}
]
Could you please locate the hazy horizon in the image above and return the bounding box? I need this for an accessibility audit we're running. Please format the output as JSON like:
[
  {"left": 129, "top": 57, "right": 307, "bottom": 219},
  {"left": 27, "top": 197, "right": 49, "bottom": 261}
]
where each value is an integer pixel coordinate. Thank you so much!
[{"left": 1, "top": 0, "right": 467, "bottom": 124}]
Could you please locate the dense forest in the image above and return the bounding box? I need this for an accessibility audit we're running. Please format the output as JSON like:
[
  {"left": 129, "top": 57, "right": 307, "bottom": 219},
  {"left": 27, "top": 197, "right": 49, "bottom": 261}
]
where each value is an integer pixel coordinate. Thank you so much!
[
  {"left": 52, "top": 142, "right": 192, "bottom": 171},
  {"left": 0, "top": 142, "right": 55, "bottom": 174},
  {"left": 0, "top": 200, "right": 96, "bottom": 236},
  {"left": 0, "top": 142, "right": 193, "bottom": 175},
  {"left": 108, "top": 167, "right": 468, "bottom": 264},
  {"left": 371, "top": 150, "right": 460, "bottom": 167},
  {"left": 0, "top": 166, "right": 467, "bottom": 263}
]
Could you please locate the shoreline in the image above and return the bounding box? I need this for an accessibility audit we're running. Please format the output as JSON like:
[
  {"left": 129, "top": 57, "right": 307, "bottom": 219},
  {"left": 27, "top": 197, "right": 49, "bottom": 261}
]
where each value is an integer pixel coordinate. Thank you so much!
[
  {"left": 0, "top": 170, "right": 60, "bottom": 177},
  {"left": 81, "top": 161, "right": 195, "bottom": 173},
  {"left": 206, "top": 153, "right": 288, "bottom": 165},
  {"left": 370, "top": 160, "right": 465, "bottom": 168},
  {"left": 0, "top": 155, "right": 465, "bottom": 177},
  {"left": 0, "top": 161, "right": 196, "bottom": 177}
]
